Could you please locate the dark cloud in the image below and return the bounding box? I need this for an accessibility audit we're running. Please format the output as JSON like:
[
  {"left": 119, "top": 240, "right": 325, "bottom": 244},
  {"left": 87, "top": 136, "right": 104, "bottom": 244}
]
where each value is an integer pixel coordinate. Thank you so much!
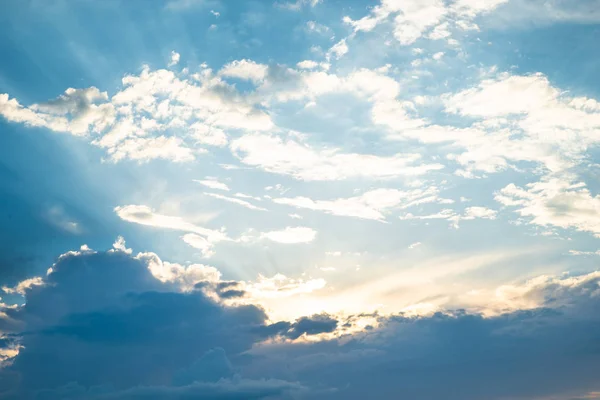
[
  {"left": 284, "top": 314, "right": 338, "bottom": 340},
  {"left": 1, "top": 246, "right": 600, "bottom": 400},
  {"left": 0, "top": 248, "right": 304, "bottom": 399}
]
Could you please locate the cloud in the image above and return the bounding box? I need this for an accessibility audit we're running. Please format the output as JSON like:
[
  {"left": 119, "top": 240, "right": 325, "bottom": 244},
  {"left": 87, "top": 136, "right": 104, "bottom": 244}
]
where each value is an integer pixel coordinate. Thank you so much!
[
  {"left": 0, "top": 88, "right": 114, "bottom": 136},
  {"left": 260, "top": 227, "right": 317, "bottom": 244},
  {"left": 45, "top": 206, "right": 82, "bottom": 235},
  {"left": 296, "top": 60, "right": 319, "bottom": 70},
  {"left": 114, "top": 205, "right": 228, "bottom": 256},
  {"left": 237, "top": 269, "right": 600, "bottom": 400},
  {"left": 204, "top": 192, "right": 267, "bottom": 211},
  {"left": 273, "top": 187, "right": 450, "bottom": 221},
  {"left": 495, "top": 178, "right": 600, "bottom": 237},
  {"left": 0, "top": 244, "right": 312, "bottom": 398},
  {"left": 400, "top": 206, "right": 497, "bottom": 227},
  {"left": 342, "top": 0, "right": 509, "bottom": 45},
  {"left": 2, "top": 244, "right": 600, "bottom": 399},
  {"left": 408, "top": 242, "right": 422, "bottom": 249},
  {"left": 327, "top": 39, "right": 348, "bottom": 60},
  {"left": 1, "top": 63, "right": 273, "bottom": 163},
  {"left": 231, "top": 134, "right": 443, "bottom": 181},
  {"left": 194, "top": 177, "right": 230, "bottom": 191},
  {"left": 168, "top": 51, "right": 180, "bottom": 67},
  {"left": 219, "top": 60, "right": 268, "bottom": 83}
]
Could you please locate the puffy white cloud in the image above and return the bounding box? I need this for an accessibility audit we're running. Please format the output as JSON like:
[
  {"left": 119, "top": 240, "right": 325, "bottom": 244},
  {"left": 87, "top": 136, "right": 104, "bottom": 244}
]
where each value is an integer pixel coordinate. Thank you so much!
[
  {"left": 496, "top": 178, "right": 600, "bottom": 237},
  {"left": 260, "top": 227, "right": 317, "bottom": 244},
  {"left": 296, "top": 60, "right": 319, "bottom": 70},
  {"left": 1, "top": 63, "right": 274, "bottom": 163},
  {"left": 219, "top": 59, "right": 268, "bottom": 83},
  {"left": 379, "top": 72, "right": 600, "bottom": 177},
  {"left": 273, "top": 187, "right": 449, "bottom": 221},
  {"left": 231, "top": 133, "right": 443, "bottom": 181},
  {"left": 140, "top": 251, "right": 221, "bottom": 291},
  {"left": 168, "top": 50, "right": 181, "bottom": 66},
  {"left": 327, "top": 39, "right": 348, "bottom": 60},
  {"left": 0, "top": 88, "right": 115, "bottom": 136},
  {"left": 342, "top": 0, "right": 508, "bottom": 45}
]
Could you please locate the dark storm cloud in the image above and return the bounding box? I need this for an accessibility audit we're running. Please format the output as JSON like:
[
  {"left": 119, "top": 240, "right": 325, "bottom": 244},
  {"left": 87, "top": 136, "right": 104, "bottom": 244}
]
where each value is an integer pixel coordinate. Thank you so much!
[
  {"left": 0, "top": 248, "right": 304, "bottom": 399},
  {"left": 1, "top": 246, "right": 600, "bottom": 400}
]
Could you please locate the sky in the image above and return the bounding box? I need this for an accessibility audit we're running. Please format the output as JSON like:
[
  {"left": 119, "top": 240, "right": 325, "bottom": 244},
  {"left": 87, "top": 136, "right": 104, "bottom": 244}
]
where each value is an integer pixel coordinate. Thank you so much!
[{"left": 1, "top": 0, "right": 600, "bottom": 398}]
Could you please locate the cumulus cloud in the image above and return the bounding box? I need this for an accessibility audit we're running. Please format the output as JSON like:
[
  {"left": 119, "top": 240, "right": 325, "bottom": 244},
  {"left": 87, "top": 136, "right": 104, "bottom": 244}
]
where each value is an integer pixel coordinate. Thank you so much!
[
  {"left": 342, "top": 0, "right": 509, "bottom": 45},
  {"left": 1, "top": 63, "right": 273, "bottom": 163},
  {"left": 219, "top": 59, "right": 268, "bottom": 83},
  {"left": 496, "top": 178, "right": 600, "bottom": 237},
  {"left": 168, "top": 50, "right": 180, "bottom": 67},
  {"left": 1, "top": 244, "right": 600, "bottom": 399},
  {"left": 0, "top": 244, "right": 315, "bottom": 398}
]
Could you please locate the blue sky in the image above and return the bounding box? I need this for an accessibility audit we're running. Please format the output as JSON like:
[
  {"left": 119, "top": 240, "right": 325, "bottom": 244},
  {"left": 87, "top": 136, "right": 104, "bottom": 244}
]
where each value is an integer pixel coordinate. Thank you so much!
[{"left": 1, "top": 0, "right": 600, "bottom": 398}]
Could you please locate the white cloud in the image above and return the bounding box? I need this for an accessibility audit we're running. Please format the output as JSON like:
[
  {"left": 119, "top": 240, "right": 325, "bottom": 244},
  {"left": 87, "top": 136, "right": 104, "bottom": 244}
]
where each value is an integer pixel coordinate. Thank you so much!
[
  {"left": 1, "top": 63, "right": 274, "bottom": 163},
  {"left": 428, "top": 22, "right": 451, "bottom": 39},
  {"left": 400, "top": 206, "right": 497, "bottom": 227},
  {"left": 273, "top": 187, "right": 449, "bottom": 221},
  {"left": 104, "top": 136, "right": 196, "bottom": 163},
  {"left": 464, "top": 206, "right": 497, "bottom": 220},
  {"left": 114, "top": 205, "right": 228, "bottom": 256},
  {"left": 432, "top": 51, "right": 445, "bottom": 60},
  {"left": 181, "top": 233, "right": 216, "bottom": 258},
  {"left": 0, "top": 88, "right": 115, "bottom": 136},
  {"left": 408, "top": 242, "right": 422, "bottom": 249},
  {"left": 342, "top": 0, "right": 510, "bottom": 45},
  {"left": 327, "top": 39, "right": 348, "bottom": 60},
  {"left": 496, "top": 178, "right": 600, "bottom": 237},
  {"left": 260, "top": 227, "right": 317, "bottom": 244},
  {"left": 219, "top": 59, "right": 268, "bottom": 83},
  {"left": 138, "top": 250, "right": 221, "bottom": 291},
  {"left": 380, "top": 71, "right": 600, "bottom": 177},
  {"left": 231, "top": 133, "right": 443, "bottom": 181},
  {"left": 189, "top": 122, "right": 228, "bottom": 147},
  {"left": 168, "top": 51, "right": 181, "bottom": 67},
  {"left": 569, "top": 250, "right": 600, "bottom": 256},
  {"left": 306, "top": 20, "right": 329, "bottom": 34},
  {"left": 204, "top": 192, "right": 267, "bottom": 211},
  {"left": 194, "top": 177, "right": 230, "bottom": 191},
  {"left": 297, "top": 60, "right": 319, "bottom": 70}
]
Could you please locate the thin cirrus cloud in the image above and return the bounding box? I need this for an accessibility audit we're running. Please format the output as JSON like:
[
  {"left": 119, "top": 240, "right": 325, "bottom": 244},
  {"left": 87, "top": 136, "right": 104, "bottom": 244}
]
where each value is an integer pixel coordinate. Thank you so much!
[{"left": 273, "top": 187, "right": 452, "bottom": 221}]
